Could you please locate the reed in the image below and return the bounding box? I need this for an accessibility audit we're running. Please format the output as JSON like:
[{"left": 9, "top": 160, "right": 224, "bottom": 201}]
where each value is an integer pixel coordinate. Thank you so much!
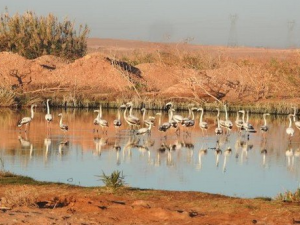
[
  {"left": 0, "top": 9, "right": 89, "bottom": 59},
  {"left": 0, "top": 87, "right": 15, "bottom": 107},
  {"left": 276, "top": 189, "right": 300, "bottom": 202}
]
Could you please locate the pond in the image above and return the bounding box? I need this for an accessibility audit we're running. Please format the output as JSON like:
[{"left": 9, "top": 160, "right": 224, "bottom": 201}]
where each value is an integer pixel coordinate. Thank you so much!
[{"left": 0, "top": 107, "right": 299, "bottom": 198}]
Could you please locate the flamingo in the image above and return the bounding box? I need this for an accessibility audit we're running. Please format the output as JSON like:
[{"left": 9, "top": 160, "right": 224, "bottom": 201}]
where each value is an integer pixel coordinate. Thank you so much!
[
  {"left": 219, "top": 104, "right": 233, "bottom": 131},
  {"left": 136, "top": 122, "right": 153, "bottom": 136},
  {"left": 58, "top": 113, "right": 68, "bottom": 135},
  {"left": 141, "top": 108, "right": 155, "bottom": 127},
  {"left": 198, "top": 107, "right": 208, "bottom": 132},
  {"left": 113, "top": 108, "right": 122, "bottom": 128},
  {"left": 292, "top": 107, "right": 300, "bottom": 130},
  {"left": 166, "top": 102, "right": 184, "bottom": 131},
  {"left": 122, "top": 104, "right": 140, "bottom": 129},
  {"left": 45, "top": 99, "right": 53, "bottom": 128},
  {"left": 239, "top": 110, "right": 256, "bottom": 134},
  {"left": 235, "top": 110, "right": 244, "bottom": 130},
  {"left": 215, "top": 108, "right": 223, "bottom": 135},
  {"left": 260, "top": 113, "right": 270, "bottom": 134},
  {"left": 94, "top": 105, "right": 109, "bottom": 134},
  {"left": 17, "top": 104, "right": 37, "bottom": 132},
  {"left": 286, "top": 114, "right": 295, "bottom": 142},
  {"left": 126, "top": 102, "right": 140, "bottom": 128}
]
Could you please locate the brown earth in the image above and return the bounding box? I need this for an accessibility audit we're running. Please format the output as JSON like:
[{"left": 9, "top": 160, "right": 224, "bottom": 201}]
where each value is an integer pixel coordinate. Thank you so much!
[
  {"left": 1, "top": 184, "right": 300, "bottom": 225},
  {"left": 1, "top": 38, "right": 300, "bottom": 107}
]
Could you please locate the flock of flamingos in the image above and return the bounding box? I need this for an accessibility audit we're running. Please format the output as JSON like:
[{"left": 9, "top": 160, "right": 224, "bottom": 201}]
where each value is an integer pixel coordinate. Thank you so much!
[
  {"left": 16, "top": 100, "right": 300, "bottom": 141},
  {"left": 13, "top": 99, "right": 300, "bottom": 172}
]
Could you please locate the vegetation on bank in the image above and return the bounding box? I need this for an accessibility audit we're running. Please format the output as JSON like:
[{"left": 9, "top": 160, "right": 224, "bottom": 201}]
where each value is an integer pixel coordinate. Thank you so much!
[
  {"left": 0, "top": 9, "right": 89, "bottom": 59},
  {"left": 0, "top": 10, "right": 300, "bottom": 112}
]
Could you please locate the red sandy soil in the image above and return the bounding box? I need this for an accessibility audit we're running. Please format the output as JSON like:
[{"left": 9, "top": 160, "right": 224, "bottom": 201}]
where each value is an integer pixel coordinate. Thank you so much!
[{"left": 1, "top": 184, "right": 300, "bottom": 225}]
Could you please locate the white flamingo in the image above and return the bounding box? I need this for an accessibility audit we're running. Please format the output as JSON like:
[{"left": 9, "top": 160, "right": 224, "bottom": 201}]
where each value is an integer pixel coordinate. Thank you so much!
[
  {"left": 286, "top": 114, "right": 295, "bottom": 141},
  {"left": 58, "top": 113, "right": 68, "bottom": 135},
  {"left": 292, "top": 107, "right": 300, "bottom": 130},
  {"left": 260, "top": 113, "right": 270, "bottom": 134},
  {"left": 122, "top": 104, "right": 140, "bottom": 129},
  {"left": 17, "top": 104, "right": 37, "bottom": 132},
  {"left": 94, "top": 105, "right": 109, "bottom": 134},
  {"left": 198, "top": 107, "right": 208, "bottom": 132},
  {"left": 215, "top": 108, "right": 223, "bottom": 135},
  {"left": 113, "top": 108, "right": 122, "bottom": 128},
  {"left": 45, "top": 99, "right": 53, "bottom": 128}
]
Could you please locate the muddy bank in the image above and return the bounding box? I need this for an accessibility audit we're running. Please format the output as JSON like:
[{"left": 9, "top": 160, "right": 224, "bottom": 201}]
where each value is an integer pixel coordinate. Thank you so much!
[{"left": 0, "top": 173, "right": 299, "bottom": 224}]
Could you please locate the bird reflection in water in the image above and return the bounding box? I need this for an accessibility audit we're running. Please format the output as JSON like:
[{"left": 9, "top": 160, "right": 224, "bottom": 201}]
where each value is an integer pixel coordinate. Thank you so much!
[
  {"left": 58, "top": 140, "right": 69, "bottom": 158},
  {"left": 93, "top": 136, "right": 107, "bottom": 157},
  {"left": 260, "top": 139, "right": 268, "bottom": 168},
  {"left": 18, "top": 134, "right": 33, "bottom": 159},
  {"left": 222, "top": 147, "right": 232, "bottom": 172},
  {"left": 285, "top": 145, "right": 294, "bottom": 169},
  {"left": 44, "top": 137, "right": 52, "bottom": 162},
  {"left": 196, "top": 148, "right": 207, "bottom": 170}
]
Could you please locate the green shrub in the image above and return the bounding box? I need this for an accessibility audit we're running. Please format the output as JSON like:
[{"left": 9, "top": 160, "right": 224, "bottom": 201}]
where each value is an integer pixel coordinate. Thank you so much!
[
  {"left": 97, "top": 170, "right": 126, "bottom": 189},
  {"left": 0, "top": 9, "right": 89, "bottom": 59}
]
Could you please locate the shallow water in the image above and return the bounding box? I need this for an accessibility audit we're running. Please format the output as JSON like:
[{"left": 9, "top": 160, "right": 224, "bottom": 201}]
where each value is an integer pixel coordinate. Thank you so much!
[{"left": 0, "top": 108, "right": 299, "bottom": 198}]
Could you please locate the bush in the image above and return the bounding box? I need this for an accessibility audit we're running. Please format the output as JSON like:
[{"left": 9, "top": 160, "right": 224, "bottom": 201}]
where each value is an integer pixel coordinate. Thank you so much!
[
  {"left": 97, "top": 170, "right": 126, "bottom": 189},
  {"left": 0, "top": 9, "right": 89, "bottom": 59}
]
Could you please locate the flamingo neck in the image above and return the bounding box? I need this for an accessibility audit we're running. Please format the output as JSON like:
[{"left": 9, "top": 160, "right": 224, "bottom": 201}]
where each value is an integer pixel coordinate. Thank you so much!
[
  {"left": 31, "top": 105, "right": 35, "bottom": 119},
  {"left": 158, "top": 115, "right": 161, "bottom": 126},
  {"left": 148, "top": 122, "right": 152, "bottom": 131},
  {"left": 129, "top": 107, "right": 133, "bottom": 116},
  {"left": 123, "top": 107, "right": 128, "bottom": 120},
  {"left": 293, "top": 108, "right": 297, "bottom": 122},
  {"left": 242, "top": 112, "right": 245, "bottom": 123},
  {"left": 188, "top": 108, "right": 191, "bottom": 119},
  {"left": 99, "top": 105, "right": 102, "bottom": 118},
  {"left": 117, "top": 110, "right": 121, "bottom": 120},
  {"left": 289, "top": 116, "right": 292, "bottom": 128},
  {"left": 263, "top": 115, "right": 267, "bottom": 126},
  {"left": 191, "top": 110, "right": 195, "bottom": 120},
  {"left": 236, "top": 112, "right": 239, "bottom": 121},
  {"left": 246, "top": 111, "right": 249, "bottom": 123},
  {"left": 224, "top": 105, "right": 228, "bottom": 121},
  {"left": 168, "top": 109, "right": 173, "bottom": 123},
  {"left": 142, "top": 109, "right": 146, "bottom": 121},
  {"left": 59, "top": 115, "right": 63, "bottom": 126},
  {"left": 46, "top": 100, "right": 50, "bottom": 114},
  {"left": 199, "top": 109, "right": 203, "bottom": 125},
  {"left": 217, "top": 117, "right": 220, "bottom": 128}
]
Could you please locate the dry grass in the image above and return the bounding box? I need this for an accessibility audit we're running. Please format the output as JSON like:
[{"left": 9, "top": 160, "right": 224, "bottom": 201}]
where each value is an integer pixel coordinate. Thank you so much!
[
  {"left": 0, "top": 87, "right": 15, "bottom": 107},
  {"left": 2, "top": 186, "right": 38, "bottom": 208}
]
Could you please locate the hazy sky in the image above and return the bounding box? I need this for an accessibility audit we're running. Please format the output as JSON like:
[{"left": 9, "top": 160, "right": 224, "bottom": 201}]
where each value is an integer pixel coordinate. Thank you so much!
[{"left": 1, "top": 0, "right": 300, "bottom": 48}]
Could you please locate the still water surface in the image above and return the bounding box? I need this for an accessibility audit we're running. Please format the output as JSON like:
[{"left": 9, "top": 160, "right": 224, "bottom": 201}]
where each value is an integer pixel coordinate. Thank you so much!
[{"left": 0, "top": 108, "right": 299, "bottom": 198}]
